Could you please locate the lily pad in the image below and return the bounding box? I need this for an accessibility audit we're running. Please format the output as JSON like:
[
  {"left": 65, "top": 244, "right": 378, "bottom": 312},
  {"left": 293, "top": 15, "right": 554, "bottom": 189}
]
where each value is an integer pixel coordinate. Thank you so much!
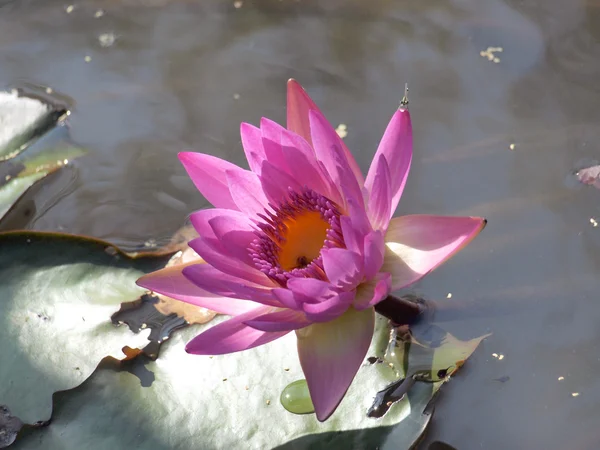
[
  {"left": 11, "top": 315, "right": 487, "bottom": 449},
  {"left": 0, "top": 231, "right": 171, "bottom": 426},
  {"left": 0, "top": 90, "right": 66, "bottom": 161},
  {"left": 0, "top": 124, "right": 86, "bottom": 222}
]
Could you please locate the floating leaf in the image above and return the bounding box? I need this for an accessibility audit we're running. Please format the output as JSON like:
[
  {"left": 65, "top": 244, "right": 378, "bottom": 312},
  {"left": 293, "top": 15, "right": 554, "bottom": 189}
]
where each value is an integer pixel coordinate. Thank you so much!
[
  {"left": 0, "top": 90, "right": 66, "bottom": 161},
  {"left": 0, "top": 232, "right": 171, "bottom": 426},
  {"left": 12, "top": 316, "right": 441, "bottom": 449},
  {"left": 0, "top": 124, "right": 86, "bottom": 222},
  {"left": 110, "top": 246, "right": 214, "bottom": 359},
  {"left": 0, "top": 406, "right": 22, "bottom": 448},
  {"left": 110, "top": 292, "right": 216, "bottom": 360},
  {"left": 367, "top": 323, "right": 489, "bottom": 419}
]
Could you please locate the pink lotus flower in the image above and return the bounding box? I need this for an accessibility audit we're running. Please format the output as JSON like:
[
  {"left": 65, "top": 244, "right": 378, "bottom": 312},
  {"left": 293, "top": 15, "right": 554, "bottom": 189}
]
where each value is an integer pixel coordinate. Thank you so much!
[{"left": 137, "top": 80, "right": 486, "bottom": 421}]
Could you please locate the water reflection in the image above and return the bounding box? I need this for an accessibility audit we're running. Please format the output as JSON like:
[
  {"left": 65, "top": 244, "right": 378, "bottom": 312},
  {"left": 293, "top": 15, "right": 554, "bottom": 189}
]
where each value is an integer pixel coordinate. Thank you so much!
[{"left": 2, "top": 0, "right": 600, "bottom": 447}]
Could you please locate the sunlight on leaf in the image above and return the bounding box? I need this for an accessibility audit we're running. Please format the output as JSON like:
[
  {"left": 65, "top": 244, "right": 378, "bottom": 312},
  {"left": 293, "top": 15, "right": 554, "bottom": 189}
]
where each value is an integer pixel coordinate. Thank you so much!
[
  {"left": 10, "top": 315, "right": 487, "bottom": 449},
  {"left": 0, "top": 90, "right": 65, "bottom": 161},
  {"left": 0, "top": 232, "right": 170, "bottom": 425}
]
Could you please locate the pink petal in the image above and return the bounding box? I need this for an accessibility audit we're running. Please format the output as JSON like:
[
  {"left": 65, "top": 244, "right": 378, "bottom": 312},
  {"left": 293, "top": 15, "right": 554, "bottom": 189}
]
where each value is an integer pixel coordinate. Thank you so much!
[
  {"left": 321, "top": 247, "right": 363, "bottom": 290},
  {"left": 346, "top": 196, "right": 371, "bottom": 237},
  {"left": 226, "top": 169, "right": 270, "bottom": 217},
  {"left": 302, "top": 291, "right": 354, "bottom": 322},
  {"left": 183, "top": 264, "right": 279, "bottom": 306},
  {"left": 280, "top": 131, "right": 335, "bottom": 199},
  {"left": 286, "top": 79, "right": 320, "bottom": 147},
  {"left": 189, "top": 208, "right": 254, "bottom": 249},
  {"left": 178, "top": 152, "right": 240, "bottom": 210},
  {"left": 186, "top": 306, "right": 289, "bottom": 355},
  {"left": 240, "top": 123, "right": 266, "bottom": 175},
  {"left": 188, "top": 237, "right": 270, "bottom": 286},
  {"left": 272, "top": 288, "right": 301, "bottom": 310},
  {"left": 259, "top": 160, "right": 301, "bottom": 205},
  {"left": 136, "top": 263, "right": 256, "bottom": 315},
  {"left": 353, "top": 272, "right": 391, "bottom": 310},
  {"left": 260, "top": 118, "right": 291, "bottom": 173},
  {"left": 366, "top": 154, "right": 392, "bottom": 231},
  {"left": 208, "top": 215, "right": 257, "bottom": 266},
  {"left": 383, "top": 215, "right": 487, "bottom": 291},
  {"left": 296, "top": 307, "right": 375, "bottom": 421},
  {"left": 363, "top": 230, "right": 385, "bottom": 280},
  {"left": 365, "top": 109, "right": 412, "bottom": 218},
  {"left": 286, "top": 79, "right": 364, "bottom": 185},
  {"left": 286, "top": 277, "right": 334, "bottom": 302},
  {"left": 340, "top": 216, "right": 361, "bottom": 254},
  {"left": 244, "top": 308, "right": 311, "bottom": 332},
  {"left": 309, "top": 110, "right": 364, "bottom": 211}
]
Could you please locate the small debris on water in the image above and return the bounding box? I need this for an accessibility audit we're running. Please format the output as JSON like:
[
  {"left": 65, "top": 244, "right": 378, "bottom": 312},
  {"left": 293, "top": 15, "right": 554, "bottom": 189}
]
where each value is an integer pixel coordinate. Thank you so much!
[
  {"left": 335, "top": 124, "right": 348, "bottom": 138},
  {"left": 104, "top": 246, "right": 118, "bottom": 256},
  {"left": 509, "top": 143, "right": 515, "bottom": 151},
  {"left": 266, "top": 399, "right": 271, "bottom": 405},
  {"left": 94, "top": 9, "right": 104, "bottom": 18},
  {"left": 446, "top": 292, "right": 452, "bottom": 299},
  {"left": 492, "top": 353, "right": 498, "bottom": 358},
  {"left": 284, "top": 368, "right": 290, "bottom": 372},
  {"left": 498, "top": 354, "right": 505, "bottom": 361},
  {"left": 84, "top": 55, "right": 92, "bottom": 63},
  {"left": 494, "top": 376, "right": 510, "bottom": 383},
  {"left": 233, "top": 93, "right": 240, "bottom": 100},
  {"left": 144, "top": 239, "right": 157, "bottom": 248},
  {"left": 572, "top": 392, "right": 580, "bottom": 397},
  {"left": 245, "top": 385, "right": 249, "bottom": 390},
  {"left": 558, "top": 376, "right": 565, "bottom": 381},
  {"left": 98, "top": 33, "right": 116, "bottom": 48},
  {"left": 65, "top": 5, "right": 75, "bottom": 13},
  {"left": 590, "top": 218, "right": 598, "bottom": 227},
  {"left": 46, "top": 87, "right": 53, "bottom": 94},
  {"left": 234, "top": 0, "right": 243, "bottom": 8},
  {"left": 480, "top": 46, "right": 503, "bottom": 63},
  {"left": 222, "top": 378, "right": 228, "bottom": 382}
]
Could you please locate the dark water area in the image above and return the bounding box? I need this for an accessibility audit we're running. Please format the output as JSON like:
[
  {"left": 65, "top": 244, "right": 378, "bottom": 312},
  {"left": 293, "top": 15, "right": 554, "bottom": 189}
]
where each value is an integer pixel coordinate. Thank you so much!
[{"left": 2, "top": 0, "right": 600, "bottom": 448}]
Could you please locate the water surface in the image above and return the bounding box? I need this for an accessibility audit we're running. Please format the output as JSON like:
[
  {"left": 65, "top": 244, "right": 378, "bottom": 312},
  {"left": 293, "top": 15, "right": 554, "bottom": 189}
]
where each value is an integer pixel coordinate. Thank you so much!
[{"left": 2, "top": 0, "right": 600, "bottom": 447}]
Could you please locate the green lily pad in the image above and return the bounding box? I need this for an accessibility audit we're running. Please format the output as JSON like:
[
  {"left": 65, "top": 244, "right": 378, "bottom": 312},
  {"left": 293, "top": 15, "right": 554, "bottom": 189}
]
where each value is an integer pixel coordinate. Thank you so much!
[
  {"left": 0, "top": 90, "right": 66, "bottom": 161},
  {"left": 0, "top": 124, "right": 86, "bottom": 222},
  {"left": 11, "top": 314, "right": 487, "bottom": 449},
  {"left": 0, "top": 232, "right": 170, "bottom": 426}
]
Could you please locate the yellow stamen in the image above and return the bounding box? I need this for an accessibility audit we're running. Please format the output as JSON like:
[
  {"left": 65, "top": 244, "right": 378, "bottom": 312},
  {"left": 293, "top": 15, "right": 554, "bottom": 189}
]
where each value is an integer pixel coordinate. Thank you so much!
[{"left": 278, "top": 211, "right": 329, "bottom": 270}]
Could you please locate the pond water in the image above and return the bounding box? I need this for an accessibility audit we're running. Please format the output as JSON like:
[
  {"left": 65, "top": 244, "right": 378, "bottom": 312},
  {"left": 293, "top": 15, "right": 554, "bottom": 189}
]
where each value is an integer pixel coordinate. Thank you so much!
[{"left": 2, "top": 0, "right": 600, "bottom": 448}]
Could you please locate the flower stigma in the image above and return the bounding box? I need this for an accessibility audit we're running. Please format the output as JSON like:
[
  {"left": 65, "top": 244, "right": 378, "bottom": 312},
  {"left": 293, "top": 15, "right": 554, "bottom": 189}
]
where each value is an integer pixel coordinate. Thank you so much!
[{"left": 249, "top": 189, "right": 345, "bottom": 285}]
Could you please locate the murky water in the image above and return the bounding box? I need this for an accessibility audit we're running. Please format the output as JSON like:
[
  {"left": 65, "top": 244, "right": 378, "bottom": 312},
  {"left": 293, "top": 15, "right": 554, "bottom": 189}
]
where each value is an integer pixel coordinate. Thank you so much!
[{"left": 2, "top": 0, "right": 600, "bottom": 447}]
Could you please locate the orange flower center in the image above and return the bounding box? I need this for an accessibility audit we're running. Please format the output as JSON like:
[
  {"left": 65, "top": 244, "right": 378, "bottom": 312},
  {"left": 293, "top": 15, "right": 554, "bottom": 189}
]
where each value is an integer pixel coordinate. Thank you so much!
[
  {"left": 278, "top": 211, "right": 330, "bottom": 271},
  {"left": 250, "top": 189, "right": 344, "bottom": 286}
]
